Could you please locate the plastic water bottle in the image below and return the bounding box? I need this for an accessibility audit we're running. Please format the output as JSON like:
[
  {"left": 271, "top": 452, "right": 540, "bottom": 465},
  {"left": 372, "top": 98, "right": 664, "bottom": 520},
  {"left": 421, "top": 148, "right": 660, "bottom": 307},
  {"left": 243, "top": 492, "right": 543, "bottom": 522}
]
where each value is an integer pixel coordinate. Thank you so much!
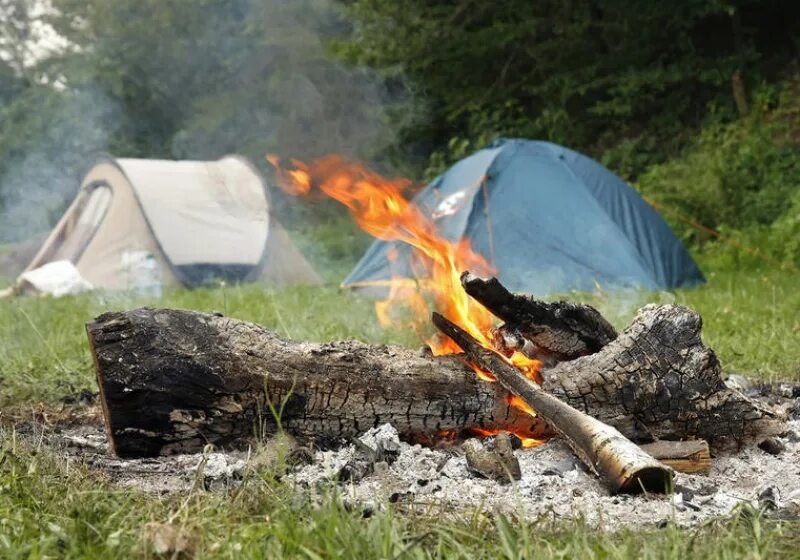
[{"left": 133, "top": 253, "right": 163, "bottom": 299}]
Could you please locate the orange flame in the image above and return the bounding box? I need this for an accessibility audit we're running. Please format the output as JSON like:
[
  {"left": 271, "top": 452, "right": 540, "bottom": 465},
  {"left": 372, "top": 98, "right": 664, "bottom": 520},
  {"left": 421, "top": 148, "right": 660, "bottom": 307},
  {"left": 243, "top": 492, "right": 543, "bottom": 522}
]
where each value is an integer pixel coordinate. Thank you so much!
[
  {"left": 266, "top": 154, "right": 544, "bottom": 439},
  {"left": 469, "top": 427, "right": 544, "bottom": 449},
  {"left": 506, "top": 394, "right": 537, "bottom": 418},
  {"left": 267, "top": 154, "right": 496, "bottom": 355},
  {"left": 509, "top": 352, "right": 542, "bottom": 384}
]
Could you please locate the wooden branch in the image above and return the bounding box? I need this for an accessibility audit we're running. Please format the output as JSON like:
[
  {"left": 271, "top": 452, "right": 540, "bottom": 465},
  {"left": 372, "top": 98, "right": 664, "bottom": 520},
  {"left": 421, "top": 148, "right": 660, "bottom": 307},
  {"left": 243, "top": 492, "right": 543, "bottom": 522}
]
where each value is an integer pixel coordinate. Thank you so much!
[
  {"left": 431, "top": 312, "right": 672, "bottom": 494},
  {"left": 640, "top": 440, "right": 711, "bottom": 475},
  {"left": 461, "top": 272, "right": 617, "bottom": 362},
  {"left": 87, "top": 308, "right": 543, "bottom": 458}
]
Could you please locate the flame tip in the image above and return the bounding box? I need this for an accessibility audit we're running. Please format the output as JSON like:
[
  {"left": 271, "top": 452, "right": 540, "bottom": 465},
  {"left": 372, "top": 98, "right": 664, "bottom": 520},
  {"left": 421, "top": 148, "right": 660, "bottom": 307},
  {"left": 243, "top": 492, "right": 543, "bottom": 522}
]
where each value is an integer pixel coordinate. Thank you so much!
[{"left": 265, "top": 151, "right": 542, "bottom": 438}]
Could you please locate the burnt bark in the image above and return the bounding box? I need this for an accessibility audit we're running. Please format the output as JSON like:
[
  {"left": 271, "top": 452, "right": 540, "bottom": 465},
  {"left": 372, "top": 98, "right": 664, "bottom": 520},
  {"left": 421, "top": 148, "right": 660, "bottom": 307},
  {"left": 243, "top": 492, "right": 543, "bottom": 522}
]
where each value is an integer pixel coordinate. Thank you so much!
[
  {"left": 88, "top": 302, "right": 780, "bottom": 459},
  {"left": 539, "top": 304, "right": 780, "bottom": 450},
  {"left": 87, "top": 308, "right": 541, "bottom": 458},
  {"left": 461, "top": 272, "right": 617, "bottom": 363},
  {"left": 432, "top": 312, "right": 671, "bottom": 494}
]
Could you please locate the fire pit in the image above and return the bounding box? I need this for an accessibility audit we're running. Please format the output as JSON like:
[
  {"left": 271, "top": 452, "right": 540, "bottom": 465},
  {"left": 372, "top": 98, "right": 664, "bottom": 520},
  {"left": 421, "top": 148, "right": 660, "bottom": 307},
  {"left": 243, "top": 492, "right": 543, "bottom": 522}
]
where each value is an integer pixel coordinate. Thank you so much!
[{"left": 78, "top": 153, "right": 796, "bottom": 525}]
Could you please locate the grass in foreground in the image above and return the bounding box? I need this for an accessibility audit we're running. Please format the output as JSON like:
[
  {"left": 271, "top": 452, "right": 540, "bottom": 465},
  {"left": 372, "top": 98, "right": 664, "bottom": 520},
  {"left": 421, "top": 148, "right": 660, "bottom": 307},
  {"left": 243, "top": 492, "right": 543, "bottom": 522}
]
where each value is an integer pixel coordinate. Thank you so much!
[
  {"left": 0, "top": 267, "right": 799, "bottom": 557},
  {"left": 1, "top": 431, "right": 798, "bottom": 559}
]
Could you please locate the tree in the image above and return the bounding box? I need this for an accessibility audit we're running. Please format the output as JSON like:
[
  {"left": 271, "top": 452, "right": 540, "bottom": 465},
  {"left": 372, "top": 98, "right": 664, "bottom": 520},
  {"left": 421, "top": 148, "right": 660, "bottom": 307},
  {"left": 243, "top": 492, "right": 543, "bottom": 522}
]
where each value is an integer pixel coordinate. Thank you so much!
[
  {"left": 0, "top": 0, "right": 401, "bottom": 248},
  {"left": 339, "top": 0, "right": 800, "bottom": 177}
]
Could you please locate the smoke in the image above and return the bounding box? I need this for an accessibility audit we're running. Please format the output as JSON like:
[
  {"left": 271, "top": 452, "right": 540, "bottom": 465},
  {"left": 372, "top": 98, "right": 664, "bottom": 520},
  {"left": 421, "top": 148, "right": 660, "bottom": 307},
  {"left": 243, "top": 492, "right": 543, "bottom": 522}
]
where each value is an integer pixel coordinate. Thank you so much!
[
  {"left": 0, "top": 0, "right": 413, "bottom": 262},
  {"left": 0, "top": 84, "right": 125, "bottom": 243},
  {"left": 584, "top": 288, "right": 677, "bottom": 331}
]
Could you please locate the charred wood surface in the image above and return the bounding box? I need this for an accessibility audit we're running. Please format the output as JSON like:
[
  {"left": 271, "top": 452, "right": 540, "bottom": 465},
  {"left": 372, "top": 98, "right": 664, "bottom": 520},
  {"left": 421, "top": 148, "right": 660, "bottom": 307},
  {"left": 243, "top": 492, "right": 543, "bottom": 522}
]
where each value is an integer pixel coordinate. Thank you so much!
[
  {"left": 432, "top": 312, "right": 672, "bottom": 495},
  {"left": 640, "top": 440, "right": 711, "bottom": 475},
  {"left": 87, "top": 308, "right": 541, "bottom": 458},
  {"left": 539, "top": 303, "right": 780, "bottom": 450},
  {"left": 461, "top": 272, "right": 617, "bottom": 362},
  {"left": 88, "top": 301, "right": 780, "bottom": 458}
]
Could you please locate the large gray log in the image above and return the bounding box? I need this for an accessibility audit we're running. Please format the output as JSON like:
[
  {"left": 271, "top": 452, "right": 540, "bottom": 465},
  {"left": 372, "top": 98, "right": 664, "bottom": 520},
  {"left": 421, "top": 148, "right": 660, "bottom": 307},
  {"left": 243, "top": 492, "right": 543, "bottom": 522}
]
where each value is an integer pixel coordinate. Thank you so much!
[
  {"left": 87, "top": 304, "right": 780, "bottom": 458},
  {"left": 539, "top": 303, "right": 780, "bottom": 450},
  {"left": 87, "top": 308, "right": 541, "bottom": 458}
]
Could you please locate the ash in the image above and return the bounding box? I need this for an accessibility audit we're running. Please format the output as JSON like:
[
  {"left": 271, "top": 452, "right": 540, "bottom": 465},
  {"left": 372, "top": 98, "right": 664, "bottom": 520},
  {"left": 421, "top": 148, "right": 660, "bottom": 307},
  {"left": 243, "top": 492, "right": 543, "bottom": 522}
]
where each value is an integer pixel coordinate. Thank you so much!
[
  {"left": 289, "top": 421, "right": 800, "bottom": 529},
  {"left": 47, "top": 397, "right": 800, "bottom": 530}
]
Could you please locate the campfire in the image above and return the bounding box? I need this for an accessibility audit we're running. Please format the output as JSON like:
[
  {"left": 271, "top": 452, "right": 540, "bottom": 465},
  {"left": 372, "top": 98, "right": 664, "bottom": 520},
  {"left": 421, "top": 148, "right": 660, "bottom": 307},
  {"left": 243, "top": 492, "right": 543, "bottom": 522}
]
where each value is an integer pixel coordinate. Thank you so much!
[{"left": 86, "top": 155, "right": 787, "bottom": 505}]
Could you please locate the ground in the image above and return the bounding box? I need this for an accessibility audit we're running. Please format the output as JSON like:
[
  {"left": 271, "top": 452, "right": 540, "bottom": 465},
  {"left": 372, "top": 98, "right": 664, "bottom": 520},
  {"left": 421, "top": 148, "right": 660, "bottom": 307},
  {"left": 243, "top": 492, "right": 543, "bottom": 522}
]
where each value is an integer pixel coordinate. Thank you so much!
[{"left": 1, "top": 266, "right": 799, "bottom": 558}]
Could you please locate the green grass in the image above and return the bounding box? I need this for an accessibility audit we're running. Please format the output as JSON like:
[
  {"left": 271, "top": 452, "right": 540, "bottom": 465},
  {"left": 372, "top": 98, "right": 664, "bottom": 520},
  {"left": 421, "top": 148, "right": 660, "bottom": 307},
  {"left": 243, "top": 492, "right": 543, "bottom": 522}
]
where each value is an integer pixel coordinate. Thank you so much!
[
  {"left": 1, "top": 268, "right": 797, "bottom": 407},
  {"left": 1, "top": 431, "right": 798, "bottom": 559},
  {"left": 0, "top": 284, "right": 417, "bottom": 406},
  {"left": 578, "top": 267, "right": 800, "bottom": 381},
  {"left": 1, "top": 267, "right": 799, "bottom": 557}
]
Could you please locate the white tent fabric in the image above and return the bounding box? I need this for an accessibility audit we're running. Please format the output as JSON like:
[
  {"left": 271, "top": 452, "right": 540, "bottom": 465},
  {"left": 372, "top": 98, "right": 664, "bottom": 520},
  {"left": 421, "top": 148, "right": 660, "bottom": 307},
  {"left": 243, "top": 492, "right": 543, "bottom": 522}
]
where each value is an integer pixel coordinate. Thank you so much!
[
  {"left": 18, "top": 260, "right": 93, "bottom": 297},
  {"left": 117, "top": 157, "right": 269, "bottom": 267},
  {"left": 12, "top": 155, "right": 320, "bottom": 295}
]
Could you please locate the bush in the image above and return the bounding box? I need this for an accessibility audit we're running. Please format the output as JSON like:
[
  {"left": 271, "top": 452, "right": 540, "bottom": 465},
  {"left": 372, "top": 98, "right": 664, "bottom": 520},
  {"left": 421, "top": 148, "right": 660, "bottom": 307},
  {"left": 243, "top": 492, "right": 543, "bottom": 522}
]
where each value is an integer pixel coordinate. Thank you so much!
[{"left": 636, "top": 79, "right": 800, "bottom": 267}]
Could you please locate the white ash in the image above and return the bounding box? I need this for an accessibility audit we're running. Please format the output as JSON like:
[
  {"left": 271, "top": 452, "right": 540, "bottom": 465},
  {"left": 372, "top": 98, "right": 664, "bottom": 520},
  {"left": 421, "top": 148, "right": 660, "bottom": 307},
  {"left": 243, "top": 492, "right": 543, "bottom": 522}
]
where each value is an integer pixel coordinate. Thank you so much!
[
  {"left": 47, "top": 412, "right": 800, "bottom": 529},
  {"left": 51, "top": 424, "right": 250, "bottom": 493},
  {"left": 290, "top": 421, "right": 800, "bottom": 530}
]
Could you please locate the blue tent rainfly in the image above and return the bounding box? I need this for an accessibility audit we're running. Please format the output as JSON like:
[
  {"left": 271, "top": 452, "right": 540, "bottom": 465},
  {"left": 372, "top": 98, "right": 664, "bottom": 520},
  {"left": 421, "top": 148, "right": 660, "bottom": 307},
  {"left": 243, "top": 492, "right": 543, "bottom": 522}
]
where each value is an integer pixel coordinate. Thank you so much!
[{"left": 343, "top": 138, "right": 704, "bottom": 296}]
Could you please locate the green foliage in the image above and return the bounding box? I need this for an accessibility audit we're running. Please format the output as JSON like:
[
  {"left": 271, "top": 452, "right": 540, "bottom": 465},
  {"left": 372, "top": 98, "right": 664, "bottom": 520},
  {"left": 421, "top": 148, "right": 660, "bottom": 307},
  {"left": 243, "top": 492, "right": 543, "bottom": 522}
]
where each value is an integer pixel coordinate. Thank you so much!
[
  {"left": 340, "top": 0, "right": 800, "bottom": 175},
  {"left": 637, "top": 80, "right": 800, "bottom": 266}
]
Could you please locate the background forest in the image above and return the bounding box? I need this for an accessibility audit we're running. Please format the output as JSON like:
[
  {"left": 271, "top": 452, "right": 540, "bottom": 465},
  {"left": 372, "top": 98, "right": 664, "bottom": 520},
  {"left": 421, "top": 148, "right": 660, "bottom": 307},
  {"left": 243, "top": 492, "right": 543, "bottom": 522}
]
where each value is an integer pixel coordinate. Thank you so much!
[{"left": 1, "top": 0, "right": 799, "bottom": 274}]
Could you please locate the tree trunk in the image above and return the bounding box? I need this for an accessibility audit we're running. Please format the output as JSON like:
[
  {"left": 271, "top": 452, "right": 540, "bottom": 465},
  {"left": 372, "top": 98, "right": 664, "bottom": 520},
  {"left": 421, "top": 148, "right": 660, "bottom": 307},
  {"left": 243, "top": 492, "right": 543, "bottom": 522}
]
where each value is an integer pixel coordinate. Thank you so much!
[
  {"left": 87, "top": 305, "right": 780, "bottom": 458},
  {"left": 87, "top": 308, "right": 542, "bottom": 458}
]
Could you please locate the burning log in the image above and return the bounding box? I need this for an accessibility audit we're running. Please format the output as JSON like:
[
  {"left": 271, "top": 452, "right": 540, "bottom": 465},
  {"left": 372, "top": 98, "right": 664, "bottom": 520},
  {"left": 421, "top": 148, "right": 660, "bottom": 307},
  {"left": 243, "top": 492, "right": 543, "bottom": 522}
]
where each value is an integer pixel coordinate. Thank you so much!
[
  {"left": 462, "top": 272, "right": 617, "bottom": 363},
  {"left": 432, "top": 312, "right": 672, "bottom": 494},
  {"left": 88, "top": 299, "right": 779, "bottom": 459},
  {"left": 463, "top": 273, "right": 780, "bottom": 449},
  {"left": 87, "top": 308, "right": 543, "bottom": 458}
]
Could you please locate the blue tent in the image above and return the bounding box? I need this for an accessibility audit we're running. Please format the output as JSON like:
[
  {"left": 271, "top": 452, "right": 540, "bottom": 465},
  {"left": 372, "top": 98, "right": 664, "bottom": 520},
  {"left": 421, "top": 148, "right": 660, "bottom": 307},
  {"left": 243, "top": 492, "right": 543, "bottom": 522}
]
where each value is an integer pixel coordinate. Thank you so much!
[{"left": 343, "top": 139, "right": 704, "bottom": 295}]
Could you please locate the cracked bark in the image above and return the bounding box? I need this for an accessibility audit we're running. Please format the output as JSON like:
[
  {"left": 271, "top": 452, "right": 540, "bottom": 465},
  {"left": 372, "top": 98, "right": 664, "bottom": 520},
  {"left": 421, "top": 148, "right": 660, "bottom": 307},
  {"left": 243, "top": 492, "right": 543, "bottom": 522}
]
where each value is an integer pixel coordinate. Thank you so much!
[
  {"left": 538, "top": 303, "right": 780, "bottom": 450},
  {"left": 87, "top": 308, "right": 543, "bottom": 458},
  {"left": 461, "top": 272, "right": 617, "bottom": 363},
  {"left": 88, "top": 300, "right": 780, "bottom": 458},
  {"left": 432, "top": 312, "right": 672, "bottom": 494},
  {"left": 462, "top": 273, "right": 780, "bottom": 450}
]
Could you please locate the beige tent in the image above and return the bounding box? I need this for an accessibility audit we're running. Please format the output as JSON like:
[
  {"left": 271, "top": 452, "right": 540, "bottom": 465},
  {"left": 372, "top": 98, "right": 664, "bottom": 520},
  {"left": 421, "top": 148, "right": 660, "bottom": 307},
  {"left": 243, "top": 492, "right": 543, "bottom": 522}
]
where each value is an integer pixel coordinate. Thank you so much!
[{"left": 14, "top": 155, "right": 321, "bottom": 294}]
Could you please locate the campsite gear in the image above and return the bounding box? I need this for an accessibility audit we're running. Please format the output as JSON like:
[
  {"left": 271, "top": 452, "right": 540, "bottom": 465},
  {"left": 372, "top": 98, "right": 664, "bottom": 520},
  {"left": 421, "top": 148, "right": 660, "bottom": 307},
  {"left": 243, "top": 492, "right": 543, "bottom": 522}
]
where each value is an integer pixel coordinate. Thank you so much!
[
  {"left": 17, "top": 260, "right": 93, "bottom": 297},
  {"left": 343, "top": 139, "right": 704, "bottom": 295},
  {"left": 131, "top": 252, "right": 163, "bottom": 299},
  {"left": 13, "top": 155, "right": 320, "bottom": 295}
]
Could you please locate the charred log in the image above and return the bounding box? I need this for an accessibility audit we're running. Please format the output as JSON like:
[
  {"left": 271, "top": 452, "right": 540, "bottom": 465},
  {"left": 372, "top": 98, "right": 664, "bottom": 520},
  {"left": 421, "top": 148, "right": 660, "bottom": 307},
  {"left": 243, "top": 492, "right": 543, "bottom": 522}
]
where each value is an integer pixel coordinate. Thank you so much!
[
  {"left": 538, "top": 303, "right": 780, "bottom": 450},
  {"left": 88, "top": 301, "right": 780, "bottom": 459},
  {"left": 87, "top": 308, "right": 542, "bottom": 458},
  {"left": 432, "top": 312, "right": 672, "bottom": 494},
  {"left": 461, "top": 272, "right": 617, "bottom": 363}
]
